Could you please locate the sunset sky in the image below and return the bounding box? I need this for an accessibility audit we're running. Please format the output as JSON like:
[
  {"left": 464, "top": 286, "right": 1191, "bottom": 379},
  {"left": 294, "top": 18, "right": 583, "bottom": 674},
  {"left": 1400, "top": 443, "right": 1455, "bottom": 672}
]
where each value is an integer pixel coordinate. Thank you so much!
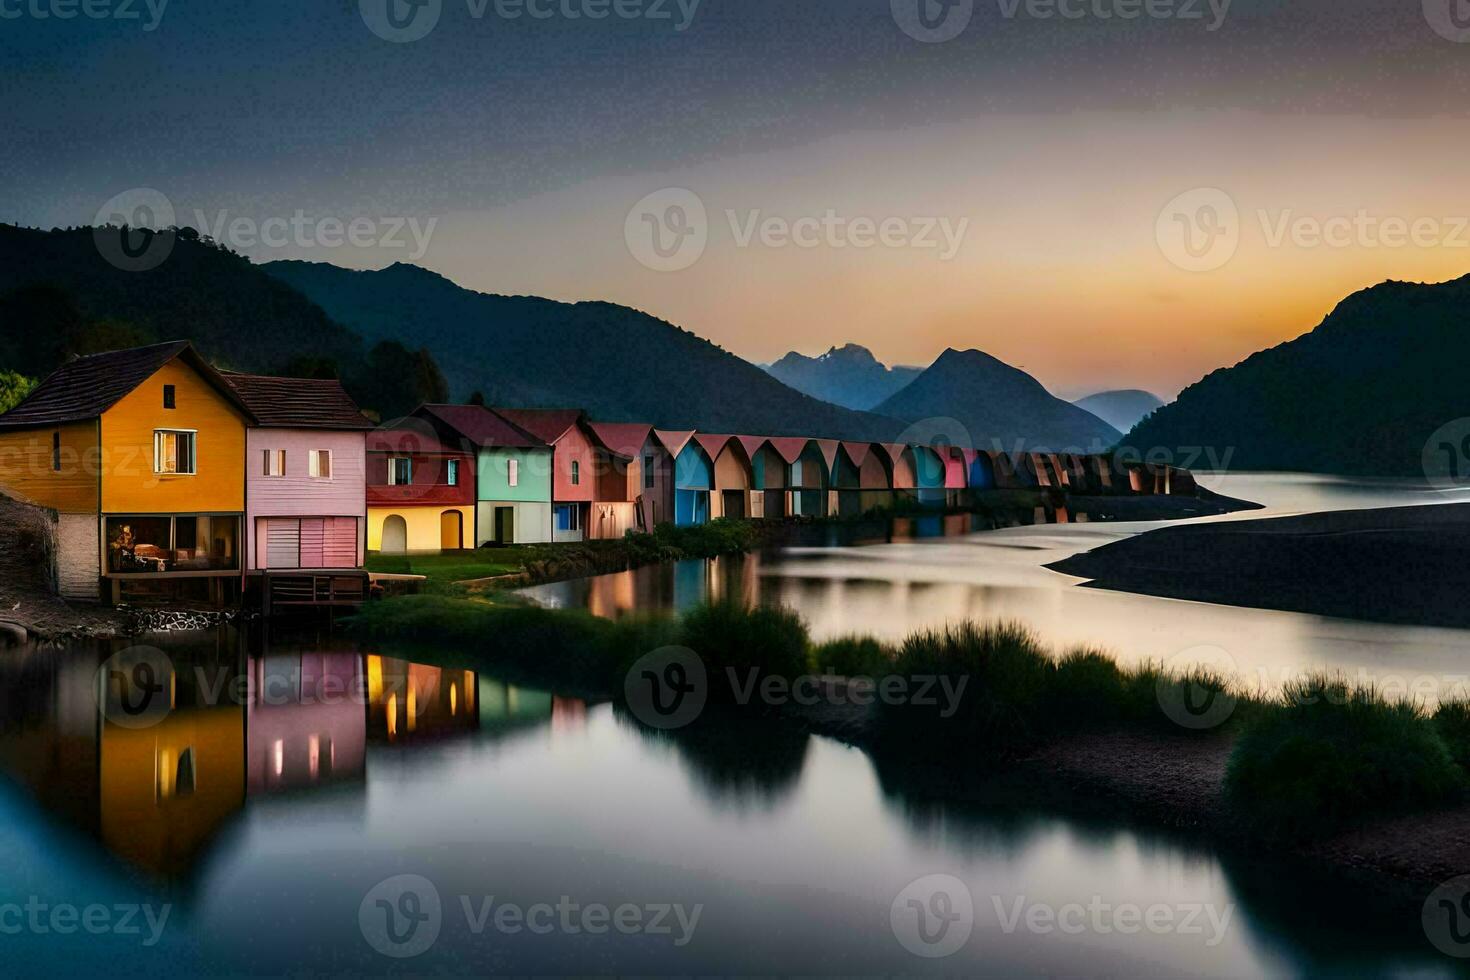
[{"left": 6, "top": 0, "right": 1470, "bottom": 399}]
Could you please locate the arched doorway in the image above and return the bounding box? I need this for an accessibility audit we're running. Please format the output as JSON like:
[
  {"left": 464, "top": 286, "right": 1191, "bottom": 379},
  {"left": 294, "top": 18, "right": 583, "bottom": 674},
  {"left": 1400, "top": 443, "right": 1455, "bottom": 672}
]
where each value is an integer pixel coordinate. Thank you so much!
[
  {"left": 440, "top": 510, "right": 463, "bottom": 550},
  {"left": 381, "top": 514, "right": 408, "bottom": 554}
]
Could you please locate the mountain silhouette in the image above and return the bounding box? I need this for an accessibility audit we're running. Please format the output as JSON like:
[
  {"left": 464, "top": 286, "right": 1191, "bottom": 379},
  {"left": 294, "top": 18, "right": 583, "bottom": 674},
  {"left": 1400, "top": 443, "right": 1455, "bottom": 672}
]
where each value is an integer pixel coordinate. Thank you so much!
[
  {"left": 764, "top": 344, "right": 923, "bottom": 411},
  {"left": 1124, "top": 275, "right": 1470, "bottom": 475},
  {"left": 1073, "top": 389, "right": 1164, "bottom": 433},
  {"left": 875, "top": 348, "right": 1121, "bottom": 452},
  {"left": 265, "top": 261, "right": 902, "bottom": 439}
]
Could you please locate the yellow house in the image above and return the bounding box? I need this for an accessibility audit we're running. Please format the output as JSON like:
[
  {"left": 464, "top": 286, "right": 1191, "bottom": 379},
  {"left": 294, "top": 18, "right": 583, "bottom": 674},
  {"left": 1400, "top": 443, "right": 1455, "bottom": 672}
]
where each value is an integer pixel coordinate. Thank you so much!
[{"left": 0, "top": 342, "right": 252, "bottom": 602}]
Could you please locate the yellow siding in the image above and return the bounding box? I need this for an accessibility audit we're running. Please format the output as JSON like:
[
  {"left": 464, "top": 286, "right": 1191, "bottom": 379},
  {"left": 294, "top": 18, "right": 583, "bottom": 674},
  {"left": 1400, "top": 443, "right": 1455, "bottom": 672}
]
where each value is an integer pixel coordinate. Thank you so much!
[
  {"left": 0, "top": 421, "right": 99, "bottom": 513},
  {"left": 100, "top": 359, "right": 247, "bottom": 514},
  {"left": 368, "top": 505, "right": 474, "bottom": 552}
]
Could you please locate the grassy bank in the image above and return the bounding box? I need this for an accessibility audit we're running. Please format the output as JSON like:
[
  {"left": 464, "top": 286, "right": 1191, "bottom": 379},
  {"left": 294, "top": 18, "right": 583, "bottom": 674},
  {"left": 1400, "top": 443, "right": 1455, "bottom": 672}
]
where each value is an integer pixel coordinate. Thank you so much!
[
  {"left": 349, "top": 595, "right": 1470, "bottom": 838},
  {"left": 366, "top": 518, "right": 766, "bottom": 594}
]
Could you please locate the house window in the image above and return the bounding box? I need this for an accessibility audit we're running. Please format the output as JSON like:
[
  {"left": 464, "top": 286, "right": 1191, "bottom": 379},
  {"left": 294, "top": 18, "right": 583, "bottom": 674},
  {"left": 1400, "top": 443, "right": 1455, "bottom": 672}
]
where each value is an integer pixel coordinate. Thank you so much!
[
  {"left": 309, "top": 449, "right": 331, "bottom": 479},
  {"left": 554, "top": 504, "right": 580, "bottom": 532},
  {"left": 52, "top": 431, "right": 60, "bottom": 472},
  {"left": 446, "top": 459, "right": 459, "bottom": 486},
  {"left": 163, "top": 384, "right": 176, "bottom": 409},
  {"left": 643, "top": 454, "right": 655, "bottom": 489},
  {"left": 507, "top": 458, "right": 519, "bottom": 487},
  {"left": 264, "top": 450, "right": 285, "bottom": 477},
  {"left": 388, "top": 457, "right": 412, "bottom": 485},
  {"left": 571, "top": 460, "right": 580, "bottom": 485},
  {"left": 153, "top": 430, "right": 196, "bottom": 475}
]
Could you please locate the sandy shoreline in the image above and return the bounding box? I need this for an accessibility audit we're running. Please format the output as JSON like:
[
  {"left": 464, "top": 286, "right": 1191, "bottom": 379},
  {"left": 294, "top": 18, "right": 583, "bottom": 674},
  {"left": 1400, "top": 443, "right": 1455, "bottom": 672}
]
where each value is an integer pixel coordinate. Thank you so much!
[{"left": 1046, "top": 501, "right": 1470, "bottom": 629}]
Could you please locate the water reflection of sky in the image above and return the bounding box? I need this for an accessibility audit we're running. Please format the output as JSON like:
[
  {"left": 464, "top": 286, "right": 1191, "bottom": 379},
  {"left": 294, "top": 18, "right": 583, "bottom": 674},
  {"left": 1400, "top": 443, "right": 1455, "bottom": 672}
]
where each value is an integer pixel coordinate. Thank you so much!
[
  {"left": 0, "top": 635, "right": 1459, "bottom": 976},
  {"left": 524, "top": 474, "right": 1470, "bottom": 701}
]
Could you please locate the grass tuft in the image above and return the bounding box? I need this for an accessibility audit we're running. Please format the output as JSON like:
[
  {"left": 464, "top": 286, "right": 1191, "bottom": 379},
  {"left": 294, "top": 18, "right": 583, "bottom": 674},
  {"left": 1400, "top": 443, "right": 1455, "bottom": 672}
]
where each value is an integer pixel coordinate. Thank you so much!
[{"left": 1225, "top": 673, "right": 1465, "bottom": 838}]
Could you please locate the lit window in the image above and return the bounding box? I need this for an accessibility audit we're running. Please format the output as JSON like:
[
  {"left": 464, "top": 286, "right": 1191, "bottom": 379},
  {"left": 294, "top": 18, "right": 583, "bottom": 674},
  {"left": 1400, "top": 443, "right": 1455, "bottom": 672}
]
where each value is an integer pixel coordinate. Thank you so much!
[
  {"left": 571, "top": 460, "right": 580, "bottom": 485},
  {"left": 309, "top": 449, "right": 332, "bottom": 479},
  {"left": 389, "top": 457, "right": 411, "bottom": 485},
  {"left": 507, "top": 458, "right": 519, "bottom": 487},
  {"left": 163, "top": 384, "right": 176, "bottom": 409},
  {"left": 446, "top": 459, "right": 459, "bottom": 486},
  {"left": 154, "top": 430, "right": 196, "bottom": 475},
  {"left": 264, "top": 450, "right": 285, "bottom": 476}
]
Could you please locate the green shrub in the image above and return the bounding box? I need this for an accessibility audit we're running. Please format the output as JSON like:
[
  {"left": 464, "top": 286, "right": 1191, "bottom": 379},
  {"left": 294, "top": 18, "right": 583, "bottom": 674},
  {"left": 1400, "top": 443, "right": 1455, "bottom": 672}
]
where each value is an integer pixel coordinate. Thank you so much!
[
  {"left": 678, "top": 601, "right": 811, "bottom": 702},
  {"left": 1225, "top": 673, "right": 1464, "bottom": 837},
  {"left": 877, "top": 621, "right": 1052, "bottom": 755},
  {"left": 1434, "top": 697, "right": 1470, "bottom": 773},
  {"left": 812, "top": 635, "right": 895, "bottom": 678}
]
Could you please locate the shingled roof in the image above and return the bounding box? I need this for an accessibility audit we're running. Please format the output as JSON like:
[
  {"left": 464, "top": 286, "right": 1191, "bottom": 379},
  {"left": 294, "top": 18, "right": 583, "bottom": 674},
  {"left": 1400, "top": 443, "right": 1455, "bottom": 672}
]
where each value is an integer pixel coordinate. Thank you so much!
[
  {"left": 222, "top": 372, "right": 371, "bottom": 430},
  {"left": 418, "top": 404, "right": 547, "bottom": 449},
  {"left": 0, "top": 341, "right": 252, "bottom": 431}
]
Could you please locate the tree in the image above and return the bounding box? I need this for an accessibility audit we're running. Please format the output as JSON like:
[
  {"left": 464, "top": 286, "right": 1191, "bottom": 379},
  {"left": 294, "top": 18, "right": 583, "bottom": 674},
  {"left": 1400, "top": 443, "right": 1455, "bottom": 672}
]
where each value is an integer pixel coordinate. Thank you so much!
[{"left": 0, "top": 371, "right": 37, "bottom": 415}]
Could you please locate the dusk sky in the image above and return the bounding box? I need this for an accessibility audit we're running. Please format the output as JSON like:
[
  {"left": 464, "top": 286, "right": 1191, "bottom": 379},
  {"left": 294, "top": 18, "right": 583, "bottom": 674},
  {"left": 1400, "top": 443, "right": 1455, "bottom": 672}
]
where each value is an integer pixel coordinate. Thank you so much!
[{"left": 6, "top": 0, "right": 1470, "bottom": 398}]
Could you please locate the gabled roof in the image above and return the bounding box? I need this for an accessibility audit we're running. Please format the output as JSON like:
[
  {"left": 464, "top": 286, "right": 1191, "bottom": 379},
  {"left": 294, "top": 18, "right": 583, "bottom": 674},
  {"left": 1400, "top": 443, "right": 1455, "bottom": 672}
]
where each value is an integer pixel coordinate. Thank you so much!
[
  {"left": 0, "top": 341, "right": 253, "bottom": 431},
  {"left": 735, "top": 435, "right": 769, "bottom": 459},
  {"left": 587, "top": 422, "right": 654, "bottom": 457},
  {"left": 222, "top": 372, "right": 371, "bottom": 430},
  {"left": 841, "top": 441, "right": 873, "bottom": 468},
  {"left": 653, "top": 428, "right": 695, "bottom": 457},
  {"left": 814, "top": 438, "right": 840, "bottom": 474},
  {"left": 367, "top": 423, "right": 470, "bottom": 456},
  {"left": 417, "top": 404, "right": 546, "bottom": 449},
  {"left": 693, "top": 433, "right": 738, "bottom": 459},
  {"left": 492, "top": 407, "right": 585, "bottom": 445},
  {"left": 766, "top": 437, "right": 810, "bottom": 465}
]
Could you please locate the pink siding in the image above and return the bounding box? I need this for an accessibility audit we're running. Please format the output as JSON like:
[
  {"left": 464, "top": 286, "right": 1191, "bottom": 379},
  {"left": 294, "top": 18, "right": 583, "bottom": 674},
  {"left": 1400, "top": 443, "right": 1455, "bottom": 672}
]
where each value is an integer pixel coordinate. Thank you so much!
[
  {"left": 553, "top": 424, "right": 598, "bottom": 503},
  {"left": 245, "top": 428, "right": 367, "bottom": 571}
]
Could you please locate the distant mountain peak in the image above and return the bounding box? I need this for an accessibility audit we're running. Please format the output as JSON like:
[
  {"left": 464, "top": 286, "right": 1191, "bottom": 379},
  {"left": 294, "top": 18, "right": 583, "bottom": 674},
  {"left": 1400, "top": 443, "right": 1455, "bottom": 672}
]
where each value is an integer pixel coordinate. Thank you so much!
[{"left": 765, "top": 343, "right": 923, "bottom": 411}]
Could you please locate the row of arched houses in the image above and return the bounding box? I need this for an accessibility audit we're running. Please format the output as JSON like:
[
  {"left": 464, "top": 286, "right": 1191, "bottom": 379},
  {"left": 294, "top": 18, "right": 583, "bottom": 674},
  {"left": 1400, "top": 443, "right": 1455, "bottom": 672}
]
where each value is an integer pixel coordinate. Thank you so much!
[
  {"left": 365, "top": 406, "right": 1199, "bottom": 550},
  {"left": 641, "top": 430, "right": 1196, "bottom": 529}
]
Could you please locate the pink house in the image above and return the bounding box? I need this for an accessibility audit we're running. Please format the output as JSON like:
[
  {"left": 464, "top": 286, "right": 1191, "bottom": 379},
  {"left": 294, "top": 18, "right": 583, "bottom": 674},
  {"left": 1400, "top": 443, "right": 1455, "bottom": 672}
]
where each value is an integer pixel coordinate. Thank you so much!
[
  {"left": 493, "top": 408, "right": 605, "bottom": 542},
  {"left": 223, "top": 373, "right": 371, "bottom": 586}
]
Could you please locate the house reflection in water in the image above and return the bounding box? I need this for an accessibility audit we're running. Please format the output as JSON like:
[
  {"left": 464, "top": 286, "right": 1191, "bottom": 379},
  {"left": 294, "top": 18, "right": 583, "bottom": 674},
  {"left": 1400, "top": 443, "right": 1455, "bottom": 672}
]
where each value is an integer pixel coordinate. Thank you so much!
[
  {"left": 0, "top": 640, "right": 573, "bottom": 881},
  {"left": 366, "top": 655, "right": 481, "bottom": 744},
  {"left": 98, "top": 643, "right": 246, "bottom": 878},
  {"left": 246, "top": 651, "right": 367, "bottom": 796}
]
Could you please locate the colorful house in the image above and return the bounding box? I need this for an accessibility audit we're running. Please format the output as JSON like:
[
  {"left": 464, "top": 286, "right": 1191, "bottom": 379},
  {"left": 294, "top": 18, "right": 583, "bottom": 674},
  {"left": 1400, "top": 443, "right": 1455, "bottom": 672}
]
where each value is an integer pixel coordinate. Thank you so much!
[
  {"left": 494, "top": 408, "right": 628, "bottom": 543},
  {"left": 658, "top": 430, "right": 715, "bottom": 526},
  {"left": 586, "top": 422, "right": 672, "bottom": 534},
  {"left": 0, "top": 342, "right": 251, "bottom": 603},
  {"left": 223, "top": 372, "right": 371, "bottom": 592},
  {"left": 366, "top": 413, "right": 477, "bottom": 554},
  {"left": 749, "top": 439, "right": 790, "bottom": 519},
  {"left": 696, "top": 434, "right": 757, "bottom": 520},
  {"left": 833, "top": 441, "right": 892, "bottom": 516}
]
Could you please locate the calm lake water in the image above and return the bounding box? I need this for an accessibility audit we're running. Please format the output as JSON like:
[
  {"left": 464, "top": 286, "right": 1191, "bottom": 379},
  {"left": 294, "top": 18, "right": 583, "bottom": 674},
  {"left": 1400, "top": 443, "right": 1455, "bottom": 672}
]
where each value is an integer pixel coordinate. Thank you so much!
[
  {"left": 524, "top": 473, "right": 1470, "bottom": 702},
  {"left": 2, "top": 473, "right": 1468, "bottom": 976}
]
